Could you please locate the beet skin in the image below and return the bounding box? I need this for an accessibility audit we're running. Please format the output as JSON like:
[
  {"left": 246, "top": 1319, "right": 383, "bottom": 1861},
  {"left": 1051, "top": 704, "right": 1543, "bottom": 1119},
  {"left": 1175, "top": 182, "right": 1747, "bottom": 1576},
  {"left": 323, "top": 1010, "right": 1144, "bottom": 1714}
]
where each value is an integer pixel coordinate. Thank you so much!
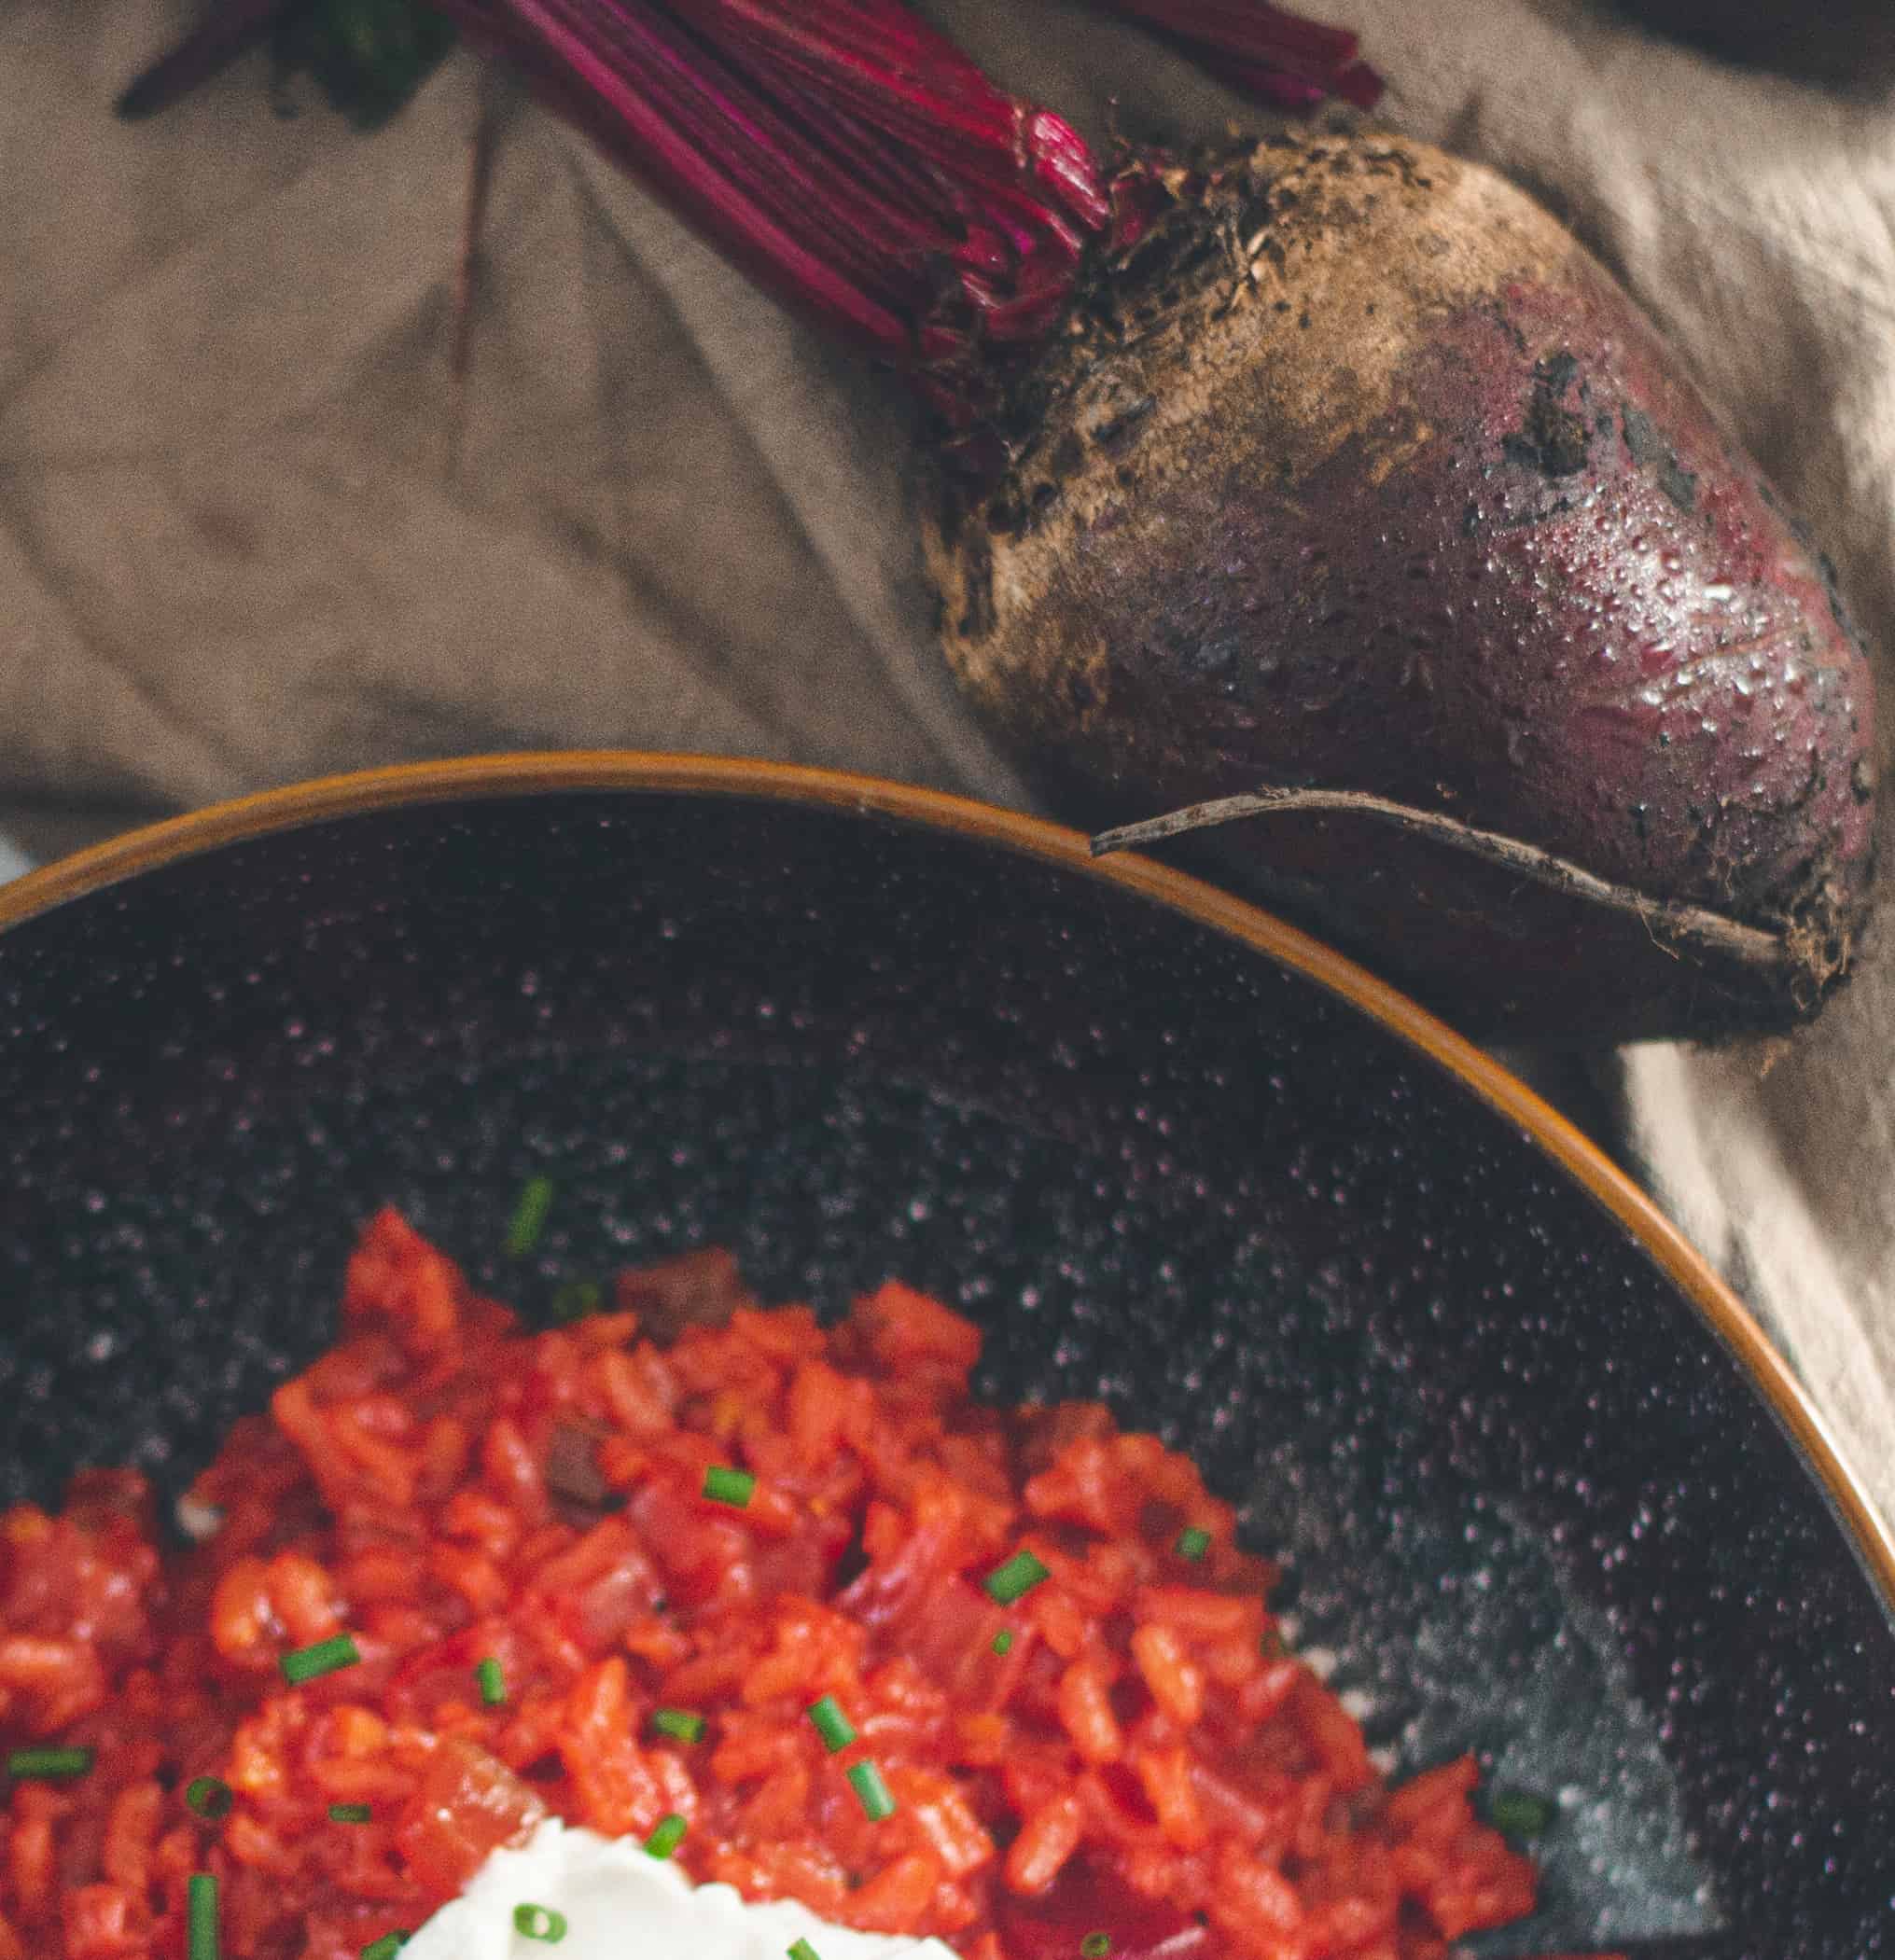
[{"left": 927, "top": 133, "right": 1875, "bottom": 1039}]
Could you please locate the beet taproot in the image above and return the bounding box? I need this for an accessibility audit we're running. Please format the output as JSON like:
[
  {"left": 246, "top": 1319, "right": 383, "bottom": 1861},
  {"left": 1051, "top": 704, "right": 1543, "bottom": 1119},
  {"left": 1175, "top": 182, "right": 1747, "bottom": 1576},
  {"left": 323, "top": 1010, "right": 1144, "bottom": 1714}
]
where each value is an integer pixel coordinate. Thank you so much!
[{"left": 925, "top": 132, "right": 1876, "bottom": 1038}]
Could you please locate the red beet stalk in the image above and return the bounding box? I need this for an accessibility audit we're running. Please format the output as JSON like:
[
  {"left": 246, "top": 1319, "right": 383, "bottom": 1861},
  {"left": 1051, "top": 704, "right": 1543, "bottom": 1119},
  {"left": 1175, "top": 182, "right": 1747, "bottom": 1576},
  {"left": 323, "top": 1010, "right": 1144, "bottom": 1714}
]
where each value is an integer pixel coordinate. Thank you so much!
[
  {"left": 115, "top": 0, "right": 302, "bottom": 121},
  {"left": 424, "top": 0, "right": 1121, "bottom": 431}
]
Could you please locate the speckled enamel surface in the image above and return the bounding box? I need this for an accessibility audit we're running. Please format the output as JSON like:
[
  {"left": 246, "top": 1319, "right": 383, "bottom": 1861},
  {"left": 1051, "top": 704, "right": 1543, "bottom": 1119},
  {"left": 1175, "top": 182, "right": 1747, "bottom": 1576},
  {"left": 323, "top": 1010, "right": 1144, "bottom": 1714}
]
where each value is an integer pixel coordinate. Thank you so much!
[{"left": 1, "top": 788, "right": 1889, "bottom": 1955}]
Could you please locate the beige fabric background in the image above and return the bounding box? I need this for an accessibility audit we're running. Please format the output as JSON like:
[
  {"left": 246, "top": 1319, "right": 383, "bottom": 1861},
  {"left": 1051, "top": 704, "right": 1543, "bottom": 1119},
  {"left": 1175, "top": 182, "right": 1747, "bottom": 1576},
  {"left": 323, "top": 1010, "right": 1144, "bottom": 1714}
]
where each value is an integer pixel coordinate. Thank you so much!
[{"left": 6, "top": 5, "right": 1895, "bottom": 1512}]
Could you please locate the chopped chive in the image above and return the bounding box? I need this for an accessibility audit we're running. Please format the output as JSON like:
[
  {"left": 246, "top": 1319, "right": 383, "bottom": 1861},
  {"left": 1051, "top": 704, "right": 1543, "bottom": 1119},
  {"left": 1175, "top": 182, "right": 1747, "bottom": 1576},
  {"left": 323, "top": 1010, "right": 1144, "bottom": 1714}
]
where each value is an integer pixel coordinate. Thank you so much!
[
  {"left": 982, "top": 1550, "right": 1049, "bottom": 1606},
  {"left": 1175, "top": 1527, "right": 1211, "bottom": 1561},
  {"left": 806, "top": 1695, "right": 856, "bottom": 1754},
  {"left": 186, "top": 1775, "right": 233, "bottom": 1819},
  {"left": 507, "top": 1175, "right": 555, "bottom": 1256},
  {"left": 846, "top": 1759, "right": 898, "bottom": 1822},
  {"left": 787, "top": 1942, "right": 823, "bottom": 1960},
  {"left": 652, "top": 1708, "right": 707, "bottom": 1745},
  {"left": 476, "top": 1657, "right": 507, "bottom": 1707},
  {"left": 1487, "top": 1787, "right": 1555, "bottom": 1840},
  {"left": 703, "top": 1465, "right": 755, "bottom": 1508},
  {"left": 187, "top": 1872, "right": 220, "bottom": 1960},
  {"left": 360, "top": 1937, "right": 410, "bottom": 1960},
  {"left": 280, "top": 1634, "right": 360, "bottom": 1686},
  {"left": 514, "top": 1903, "right": 569, "bottom": 1942},
  {"left": 645, "top": 1813, "right": 689, "bottom": 1859},
  {"left": 6, "top": 1746, "right": 94, "bottom": 1781},
  {"left": 328, "top": 1802, "right": 373, "bottom": 1823},
  {"left": 991, "top": 1630, "right": 1014, "bottom": 1657},
  {"left": 549, "top": 1279, "right": 602, "bottom": 1325},
  {"left": 1082, "top": 1938, "right": 1113, "bottom": 1959}
]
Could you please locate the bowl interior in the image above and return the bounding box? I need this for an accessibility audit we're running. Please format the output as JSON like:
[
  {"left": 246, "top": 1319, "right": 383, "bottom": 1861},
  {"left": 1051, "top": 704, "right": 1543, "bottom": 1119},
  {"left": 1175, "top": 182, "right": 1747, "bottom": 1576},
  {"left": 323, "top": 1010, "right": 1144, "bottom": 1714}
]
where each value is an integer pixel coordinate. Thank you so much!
[{"left": 2, "top": 782, "right": 1890, "bottom": 1957}]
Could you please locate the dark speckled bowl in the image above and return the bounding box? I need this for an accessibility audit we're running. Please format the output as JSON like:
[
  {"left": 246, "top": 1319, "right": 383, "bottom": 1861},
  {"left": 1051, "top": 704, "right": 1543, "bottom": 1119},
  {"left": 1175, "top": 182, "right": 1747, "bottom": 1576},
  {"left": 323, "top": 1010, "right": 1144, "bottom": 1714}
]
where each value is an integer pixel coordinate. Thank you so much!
[{"left": 2, "top": 756, "right": 1891, "bottom": 1959}]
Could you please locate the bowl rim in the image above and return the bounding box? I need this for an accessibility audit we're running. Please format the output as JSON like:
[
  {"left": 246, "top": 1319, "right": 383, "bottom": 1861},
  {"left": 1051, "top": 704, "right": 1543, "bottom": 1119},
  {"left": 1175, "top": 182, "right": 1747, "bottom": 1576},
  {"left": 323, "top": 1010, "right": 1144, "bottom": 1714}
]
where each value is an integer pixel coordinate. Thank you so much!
[{"left": 5, "top": 748, "right": 1890, "bottom": 1613}]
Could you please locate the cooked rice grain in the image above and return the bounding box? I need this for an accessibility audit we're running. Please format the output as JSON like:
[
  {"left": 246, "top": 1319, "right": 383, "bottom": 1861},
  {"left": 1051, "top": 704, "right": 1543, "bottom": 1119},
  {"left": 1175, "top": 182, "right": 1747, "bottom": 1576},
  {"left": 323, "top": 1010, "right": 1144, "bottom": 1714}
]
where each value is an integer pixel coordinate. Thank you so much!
[{"left": 0, "top": 1209, "right": 1535, "bottom": 1959}]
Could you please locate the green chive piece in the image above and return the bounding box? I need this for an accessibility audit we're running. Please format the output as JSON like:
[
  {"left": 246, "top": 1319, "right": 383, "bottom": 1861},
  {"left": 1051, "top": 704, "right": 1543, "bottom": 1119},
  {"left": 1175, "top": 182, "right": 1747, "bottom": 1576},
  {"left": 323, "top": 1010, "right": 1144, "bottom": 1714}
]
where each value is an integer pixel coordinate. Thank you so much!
[
  {"left": 652, "top": 1708, "right": 707, "bottom": 1745},
  {"left": 185, "top": 1775, "right": 233, "bottom": 1819},
  {"left": 476, "top": 1657, "right": 507, "bottom": 1707},
  {"left": 645, "top": 1813, "right": 689, "bottom": 1859},
  {"left": 6, "top": 1746, "right": 94, "bottom": 1781},
  {"left": 1082, "top": 1938, "right": 1113, "bottom": 1958},
  {"left": 360, "top": 1937, "right": 410, "bottom": 1960},
  {"left": 846, "top": 1760, "right": 898, "bottom": 1822},
  {"left": 787, "top": 1942, "right": 823, "bottom": 1960},
  {"left": 507, "top": 1175, "right": 555, "bottom": 1256},
  {"left": 514, "top": 1903, "right": 569, "bottom": 1942},
  {"left": 1175, "top": 1527, "right": 1211, "bottom": 1562},
  {"left": 187, "top": 1872, "right": 220, "bottom": 1960},
  {"left": 328, "top": 1802, "right": 373, "bottom": 1823},
  {"left": 549, "top": 1279, "right": 603, "bottom": 1325},
  {"left": 1487, "top": 1787, "right": 1555, "bottom": 1840},
  {"left": 703, "top": 1465, "right": 756, "bottom": 1508},
  {"left": 806, "top": 1695, "right": 856, "bottom": 1754},
  {"left": 982, "top": 1550, "right": 1049, "bottom": 1606},
  {"left": 280, "top": 1633, "right": 360, "bottom": 1686},
  {"left": 991, "top": 1630, "right": 1014, "bottom": 1657}
]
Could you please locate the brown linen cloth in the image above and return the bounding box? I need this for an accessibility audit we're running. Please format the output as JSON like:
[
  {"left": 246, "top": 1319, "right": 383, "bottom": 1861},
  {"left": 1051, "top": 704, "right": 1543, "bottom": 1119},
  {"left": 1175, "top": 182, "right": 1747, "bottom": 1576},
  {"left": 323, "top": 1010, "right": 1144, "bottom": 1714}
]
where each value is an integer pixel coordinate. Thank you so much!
[{"left": 6, "top": 4, "right": 1895, "bottom": 1510}]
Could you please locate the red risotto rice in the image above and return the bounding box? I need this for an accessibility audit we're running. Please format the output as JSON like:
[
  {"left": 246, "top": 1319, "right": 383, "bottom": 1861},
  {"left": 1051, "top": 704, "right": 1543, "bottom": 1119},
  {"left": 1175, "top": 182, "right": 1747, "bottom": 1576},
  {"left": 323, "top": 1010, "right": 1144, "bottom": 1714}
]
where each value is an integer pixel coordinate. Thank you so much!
[{"left": 0, "top": 1208, "right": 1547, "bottom": 1960}]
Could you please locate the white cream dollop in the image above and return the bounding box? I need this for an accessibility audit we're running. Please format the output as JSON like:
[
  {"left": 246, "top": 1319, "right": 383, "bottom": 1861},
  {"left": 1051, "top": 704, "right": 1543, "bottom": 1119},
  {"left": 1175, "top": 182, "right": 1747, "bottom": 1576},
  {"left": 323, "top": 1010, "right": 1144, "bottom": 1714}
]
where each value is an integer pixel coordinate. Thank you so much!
[{"left": 400, "top": 1817, "right": 961, "bottom": 1960}]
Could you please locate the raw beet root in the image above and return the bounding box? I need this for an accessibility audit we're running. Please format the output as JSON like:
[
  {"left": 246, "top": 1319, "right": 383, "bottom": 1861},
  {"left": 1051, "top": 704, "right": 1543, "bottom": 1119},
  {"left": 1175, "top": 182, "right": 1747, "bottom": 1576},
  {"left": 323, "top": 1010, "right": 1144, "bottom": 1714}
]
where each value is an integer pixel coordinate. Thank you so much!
[
  {"left": 926, "top": 133, "right": 1876, "bottom": 1039},
  {"left": 118, "top": 9, "right": 1878, "bottom": 1038}
]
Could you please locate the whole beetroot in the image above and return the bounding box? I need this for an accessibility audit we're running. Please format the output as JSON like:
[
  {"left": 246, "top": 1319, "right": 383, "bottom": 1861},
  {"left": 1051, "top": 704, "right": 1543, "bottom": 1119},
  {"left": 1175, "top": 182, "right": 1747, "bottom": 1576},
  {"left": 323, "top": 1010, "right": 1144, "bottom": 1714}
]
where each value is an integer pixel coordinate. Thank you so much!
[
  {"left": 926, "top": 133, "right": 1875, "bottom": 1038},
  {"left": 121, "top": 10, "right": 1876, "bottom": 1038}
]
